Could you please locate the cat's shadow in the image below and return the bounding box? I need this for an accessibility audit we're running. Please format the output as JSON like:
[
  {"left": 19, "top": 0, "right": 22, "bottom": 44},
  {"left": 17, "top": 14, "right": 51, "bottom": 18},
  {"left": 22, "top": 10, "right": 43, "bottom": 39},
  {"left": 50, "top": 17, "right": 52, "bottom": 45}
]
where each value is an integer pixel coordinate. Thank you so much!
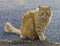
[
  {"left": 3, "top": 32, "right": 20, "bottom": 39},
  {"left": 3, "top": 32, "right": 39, "bottom": 41}
]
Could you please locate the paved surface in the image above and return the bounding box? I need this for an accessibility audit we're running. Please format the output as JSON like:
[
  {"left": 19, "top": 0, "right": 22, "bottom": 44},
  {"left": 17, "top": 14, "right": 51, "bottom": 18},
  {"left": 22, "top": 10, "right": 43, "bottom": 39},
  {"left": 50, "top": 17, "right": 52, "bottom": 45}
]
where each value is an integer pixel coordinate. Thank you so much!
[{"left": 0, "top": 0, "right": 60, "bottom": 45}]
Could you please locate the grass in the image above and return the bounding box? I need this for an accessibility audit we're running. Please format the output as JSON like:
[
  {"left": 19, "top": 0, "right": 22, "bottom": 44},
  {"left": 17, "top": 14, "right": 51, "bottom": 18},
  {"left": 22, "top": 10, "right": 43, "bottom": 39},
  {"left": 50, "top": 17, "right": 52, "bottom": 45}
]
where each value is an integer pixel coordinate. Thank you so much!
[
  {"left": 0, "top": 39, "right": 59, "bottom": 44},
  {"left": 11, "top": 39, "right": 60, "bottom": 44}
]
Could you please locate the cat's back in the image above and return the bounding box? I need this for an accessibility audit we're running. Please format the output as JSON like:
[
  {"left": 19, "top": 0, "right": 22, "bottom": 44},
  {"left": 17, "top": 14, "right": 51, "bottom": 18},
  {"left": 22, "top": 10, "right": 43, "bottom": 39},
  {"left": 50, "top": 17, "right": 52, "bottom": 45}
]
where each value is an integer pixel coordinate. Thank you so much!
[
  {"left": 22, "top": 10, "right": 35, "bottom": 23},
  {"left": 21, "top": 10, "right": 37, "bottom": 39}
]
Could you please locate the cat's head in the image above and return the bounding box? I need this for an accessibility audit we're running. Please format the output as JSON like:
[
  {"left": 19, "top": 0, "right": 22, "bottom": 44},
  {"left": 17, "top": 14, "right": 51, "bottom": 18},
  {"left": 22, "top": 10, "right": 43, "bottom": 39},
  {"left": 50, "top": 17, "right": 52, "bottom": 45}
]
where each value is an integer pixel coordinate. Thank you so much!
[{"left": 38, "top": 6, "right": 51, "bottom": 19}]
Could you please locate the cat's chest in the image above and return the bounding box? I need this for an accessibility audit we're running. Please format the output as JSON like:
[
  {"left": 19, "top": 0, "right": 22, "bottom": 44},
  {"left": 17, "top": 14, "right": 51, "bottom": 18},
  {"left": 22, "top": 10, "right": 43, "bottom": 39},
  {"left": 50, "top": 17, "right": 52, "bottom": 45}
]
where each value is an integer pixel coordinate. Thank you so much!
[{"left": 36, "top": 16, "right": 49, "bottom": 25}]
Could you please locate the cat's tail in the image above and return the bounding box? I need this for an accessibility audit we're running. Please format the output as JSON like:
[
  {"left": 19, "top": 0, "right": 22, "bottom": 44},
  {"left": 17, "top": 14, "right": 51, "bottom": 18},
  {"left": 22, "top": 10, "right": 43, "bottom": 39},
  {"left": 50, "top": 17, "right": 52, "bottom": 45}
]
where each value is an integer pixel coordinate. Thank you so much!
[{"left": 4, "top": 22, "right": 21, "bottom": 35}]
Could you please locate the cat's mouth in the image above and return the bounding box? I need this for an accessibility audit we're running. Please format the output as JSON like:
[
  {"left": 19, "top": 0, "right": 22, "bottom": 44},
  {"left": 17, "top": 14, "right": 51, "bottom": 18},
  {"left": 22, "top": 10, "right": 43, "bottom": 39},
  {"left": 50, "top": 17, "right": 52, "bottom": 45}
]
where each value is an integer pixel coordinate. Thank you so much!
[{"left": 39, "top": 16, "right": 49, "bottom": 19}]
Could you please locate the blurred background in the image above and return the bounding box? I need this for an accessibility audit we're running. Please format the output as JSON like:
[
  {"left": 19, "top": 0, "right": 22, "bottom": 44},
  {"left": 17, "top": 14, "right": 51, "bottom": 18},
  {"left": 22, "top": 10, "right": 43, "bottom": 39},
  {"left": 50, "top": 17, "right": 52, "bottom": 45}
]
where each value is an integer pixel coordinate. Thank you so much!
[{"left": 0, "top": 0, "right": 60, "bottom": 42}]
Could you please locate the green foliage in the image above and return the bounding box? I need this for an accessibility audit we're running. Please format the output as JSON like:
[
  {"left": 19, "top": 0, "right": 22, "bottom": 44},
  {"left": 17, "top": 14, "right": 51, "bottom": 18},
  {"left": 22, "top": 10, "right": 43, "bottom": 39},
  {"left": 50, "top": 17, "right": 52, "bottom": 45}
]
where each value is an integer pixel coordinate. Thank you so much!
[
  {"left": 11, "top": 39, "right": 25, "bottom": 44},
  {"left": 11, "top": 39, "right": 58, "bottom": 44},
  {"left": 12, "top": 39, "right": 19, "bottom": 44}
]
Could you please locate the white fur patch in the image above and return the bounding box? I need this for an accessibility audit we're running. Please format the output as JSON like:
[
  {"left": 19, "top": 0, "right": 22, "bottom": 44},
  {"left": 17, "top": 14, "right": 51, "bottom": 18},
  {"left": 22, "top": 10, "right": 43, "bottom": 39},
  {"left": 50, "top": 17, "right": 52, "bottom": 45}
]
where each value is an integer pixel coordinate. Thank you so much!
[
  {"left": 4, "top": 26, "right": 9, "bottom": 32},
  {"left": 35, "top": 8, "right": 39, "bottom": 12},
  {"left": 20, "top": 35, "right": 23, "bottom": 38}
]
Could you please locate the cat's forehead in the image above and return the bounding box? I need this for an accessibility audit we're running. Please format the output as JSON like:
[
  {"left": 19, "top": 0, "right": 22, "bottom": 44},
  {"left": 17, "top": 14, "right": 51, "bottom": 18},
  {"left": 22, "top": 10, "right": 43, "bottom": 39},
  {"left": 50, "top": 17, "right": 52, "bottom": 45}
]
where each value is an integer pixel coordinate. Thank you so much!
[
  {"left": 41, "top": 6, "right": 49, "bottom": 8},
  {"left": 39, "top": 6, "right": 50, "bottom": 10},
  {"left": 35, "top": 6, "right": 51, "bottom": 13}
]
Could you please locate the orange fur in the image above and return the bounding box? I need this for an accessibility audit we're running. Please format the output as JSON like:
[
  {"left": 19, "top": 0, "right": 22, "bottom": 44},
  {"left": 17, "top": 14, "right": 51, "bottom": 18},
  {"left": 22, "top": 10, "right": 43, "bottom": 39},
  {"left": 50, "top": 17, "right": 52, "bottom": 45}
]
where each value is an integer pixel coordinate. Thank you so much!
[{"left": 4, "top": 6, "right": 51, "bottom": 41}]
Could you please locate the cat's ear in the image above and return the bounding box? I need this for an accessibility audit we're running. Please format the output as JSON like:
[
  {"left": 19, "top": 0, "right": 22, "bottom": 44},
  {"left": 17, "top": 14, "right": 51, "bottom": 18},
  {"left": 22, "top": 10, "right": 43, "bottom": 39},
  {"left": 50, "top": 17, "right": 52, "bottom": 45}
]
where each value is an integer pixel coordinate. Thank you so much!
[
  {"left": 39, "top": 6, "right": 40, "bottom": 8},
  {"left": 49, "top": 6, "right": 53, "bottom": 10},
  {"left": 38, "top": 6, "right": 41, "bottom": 9},
  {"left": 38, "top": 6, "right": 42, "bottom": 11},
  {"left": 47, "top": 6, "right": 52, "bottom": 10}
]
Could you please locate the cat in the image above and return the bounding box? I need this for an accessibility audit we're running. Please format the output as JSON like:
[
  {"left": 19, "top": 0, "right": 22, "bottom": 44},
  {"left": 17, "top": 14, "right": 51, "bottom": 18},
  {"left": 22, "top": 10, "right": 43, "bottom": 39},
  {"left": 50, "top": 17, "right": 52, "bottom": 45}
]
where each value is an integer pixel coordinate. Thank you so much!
[{"left": 4, "top": 6, "right": 51, "bottom": 41}]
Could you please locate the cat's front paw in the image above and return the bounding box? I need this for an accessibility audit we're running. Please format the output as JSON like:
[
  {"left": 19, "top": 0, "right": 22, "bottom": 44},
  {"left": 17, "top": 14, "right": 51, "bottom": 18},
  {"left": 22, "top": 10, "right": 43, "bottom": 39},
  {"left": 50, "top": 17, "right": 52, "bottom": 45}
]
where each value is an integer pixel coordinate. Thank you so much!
[
  {"left": 44, "top": 36, "right": 47, "bottom": 39},
  {"left": 39, "top": 36, "right": 46, "bottom": 41}
]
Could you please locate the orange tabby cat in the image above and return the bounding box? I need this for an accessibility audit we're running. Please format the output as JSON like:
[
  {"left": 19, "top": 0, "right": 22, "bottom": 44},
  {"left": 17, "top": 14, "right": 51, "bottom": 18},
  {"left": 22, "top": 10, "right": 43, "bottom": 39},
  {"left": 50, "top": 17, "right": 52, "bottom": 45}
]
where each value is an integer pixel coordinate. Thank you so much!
[{"left": 4, "top": 6, "right": 51, "bottom": 41}]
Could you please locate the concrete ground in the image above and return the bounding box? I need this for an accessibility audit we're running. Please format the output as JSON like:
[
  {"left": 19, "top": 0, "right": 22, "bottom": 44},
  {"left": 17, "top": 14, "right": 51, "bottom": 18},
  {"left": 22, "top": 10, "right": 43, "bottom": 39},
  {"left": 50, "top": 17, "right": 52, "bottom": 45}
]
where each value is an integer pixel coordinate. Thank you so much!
[{"left": 0, "top": 0, "right": 60, "bottom": 45}]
